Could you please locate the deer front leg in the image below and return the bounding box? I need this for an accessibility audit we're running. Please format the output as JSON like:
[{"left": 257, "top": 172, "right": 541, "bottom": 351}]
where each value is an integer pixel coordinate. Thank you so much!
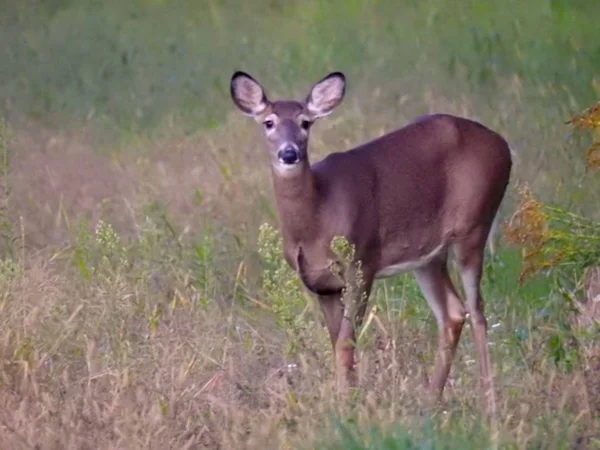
[
  {"left": 318, "top": 279, "right": 372, "bottom": 393},
  {"left": 318, "top": 292, "right": 356, "bottom": 391}
]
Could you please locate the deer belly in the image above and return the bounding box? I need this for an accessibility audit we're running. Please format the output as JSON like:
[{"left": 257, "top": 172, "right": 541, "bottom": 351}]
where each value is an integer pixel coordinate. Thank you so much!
[{"left": 375, "top": 244, "right": 445, "bottom": 279}]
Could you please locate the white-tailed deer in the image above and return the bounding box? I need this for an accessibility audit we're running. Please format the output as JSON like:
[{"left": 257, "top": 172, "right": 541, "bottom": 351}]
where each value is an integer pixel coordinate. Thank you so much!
[{"left": 230, "top": 70, "right": 512, "bottom": 414}]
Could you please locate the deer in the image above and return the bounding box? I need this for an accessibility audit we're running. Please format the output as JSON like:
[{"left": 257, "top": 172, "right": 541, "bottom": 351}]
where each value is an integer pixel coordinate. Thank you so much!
[{"left": 230, "top": 70, "right": 512, "bottom": 415}]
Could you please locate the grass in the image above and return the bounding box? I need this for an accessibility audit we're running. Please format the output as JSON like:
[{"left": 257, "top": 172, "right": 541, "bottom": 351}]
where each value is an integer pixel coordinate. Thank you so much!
[{"left": 0, "top": 0, "right": 599, "bottom": 448}]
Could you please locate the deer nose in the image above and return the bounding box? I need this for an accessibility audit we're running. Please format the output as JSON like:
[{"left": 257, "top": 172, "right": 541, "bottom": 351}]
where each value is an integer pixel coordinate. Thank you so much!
[{"left": 277, "top": 146, "right": 300, "bottom": 165}]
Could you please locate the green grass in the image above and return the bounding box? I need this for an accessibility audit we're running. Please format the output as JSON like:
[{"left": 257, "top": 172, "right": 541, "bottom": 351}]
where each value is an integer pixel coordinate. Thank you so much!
[
  {"left": 2, "top": 1, "right": 599, "bottom": 126},
  {"left": 3, "top": 1, "right": 600, "bottom": 200},
  {"left": 0, "top": 0, "right": 599, "bottom": 448}
]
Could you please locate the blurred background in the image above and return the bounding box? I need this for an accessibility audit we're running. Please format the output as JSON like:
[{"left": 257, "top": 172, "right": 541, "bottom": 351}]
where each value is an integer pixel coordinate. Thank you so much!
[{"left": 0, "top": 1, "right": 599, "bottom": 448}]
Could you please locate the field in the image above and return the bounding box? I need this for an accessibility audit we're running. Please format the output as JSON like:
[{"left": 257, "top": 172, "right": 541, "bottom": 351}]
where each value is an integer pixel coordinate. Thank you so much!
[{"left": 1, "top": 1, "right": 599, "bottom": 448}]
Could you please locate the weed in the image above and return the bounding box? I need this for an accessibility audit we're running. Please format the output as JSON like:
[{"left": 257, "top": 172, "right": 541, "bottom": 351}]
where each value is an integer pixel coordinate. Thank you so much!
[
  {"left": 256, "top": 223, "right": 330, "bottom": 363},
  {"left": 504, "top": 185, "right": 600, "bottom": 284},
  {"left": 567, "top": 100, "right": 600, "bottom": 170}
]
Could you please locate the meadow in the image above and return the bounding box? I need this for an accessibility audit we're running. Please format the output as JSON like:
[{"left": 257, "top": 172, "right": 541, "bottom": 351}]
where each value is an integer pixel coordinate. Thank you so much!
[{"left": 0, "top": 0, "right": 599, "bottom": 448}]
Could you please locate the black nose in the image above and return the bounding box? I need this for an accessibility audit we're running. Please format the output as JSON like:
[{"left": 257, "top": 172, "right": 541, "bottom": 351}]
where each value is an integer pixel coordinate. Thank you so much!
[{"left": 277, "top": 147, "right": 300, "bottom": 164}]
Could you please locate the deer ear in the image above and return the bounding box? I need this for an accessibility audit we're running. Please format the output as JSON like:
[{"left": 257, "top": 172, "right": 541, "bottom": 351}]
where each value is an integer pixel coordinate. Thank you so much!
[
  {"left": 230, "top": 71, "right": 269, "bottom": 116},
  {"left": 306, "top": 72, "right": 346, "bottom": 118}
]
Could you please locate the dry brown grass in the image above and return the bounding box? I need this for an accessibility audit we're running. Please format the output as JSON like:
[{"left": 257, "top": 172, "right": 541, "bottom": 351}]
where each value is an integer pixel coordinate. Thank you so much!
[{"left": 0, "top": 256, "right": 597, "bottom": 449}]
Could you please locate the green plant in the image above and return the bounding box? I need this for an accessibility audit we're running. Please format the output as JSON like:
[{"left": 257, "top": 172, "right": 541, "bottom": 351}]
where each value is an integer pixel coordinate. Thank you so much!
[
  {"left": 503, "top": 103, "right": 600, "bottom": 376},
  {"left": 257, "top": 222, "right": 304, "bottom": 330},
  {"left": 257, "top": 222, "right": 329, "bottom": 359},
  {"left": 73, "top": 218, "right": 129, "bottom": 280},
  {"left": 504, "top": 185, "right": 600, "bottom": 284}
]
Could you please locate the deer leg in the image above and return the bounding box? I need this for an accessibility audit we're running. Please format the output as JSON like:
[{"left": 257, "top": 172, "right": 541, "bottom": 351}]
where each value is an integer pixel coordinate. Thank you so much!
[
  {"left": 414, "top": 258, "right": 466, "bottom": 403},
  {"left": 318, "top": 292, "right": 353, "bottom": 389},
  {"left": 455, "top": 229, "right": 497, "bottom": 416},
  {"left": 318, "top": 278, "right": 372, "bottom": 393}
]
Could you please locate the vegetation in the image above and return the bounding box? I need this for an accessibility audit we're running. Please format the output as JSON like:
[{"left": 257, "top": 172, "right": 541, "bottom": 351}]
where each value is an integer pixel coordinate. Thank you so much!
[{"left": 0, "top": 0, "right": 599, "bottom": 448}]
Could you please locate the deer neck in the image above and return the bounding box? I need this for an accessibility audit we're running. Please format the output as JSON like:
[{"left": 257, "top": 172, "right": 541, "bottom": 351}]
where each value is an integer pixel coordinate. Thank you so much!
[{"left": 271, "top": 162, "right": 319, "bottom": 244}]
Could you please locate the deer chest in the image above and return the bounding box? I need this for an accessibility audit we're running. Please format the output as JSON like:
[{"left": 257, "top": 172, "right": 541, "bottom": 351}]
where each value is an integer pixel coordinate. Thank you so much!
[{"left": 286, "top": 243, "right": 345, "bottom": 296}]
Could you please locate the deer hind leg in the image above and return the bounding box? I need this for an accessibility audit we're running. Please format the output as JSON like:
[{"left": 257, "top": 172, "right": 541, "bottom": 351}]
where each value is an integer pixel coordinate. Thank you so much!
[
  {"left": 414, "top": 256, "right": 467, "bottom": 403},
  {"left": 454, "top": 227, "right": 497, "bottom": 416}
]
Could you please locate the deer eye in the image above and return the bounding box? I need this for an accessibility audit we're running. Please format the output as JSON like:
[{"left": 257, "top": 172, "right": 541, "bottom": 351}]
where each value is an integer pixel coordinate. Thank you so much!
[
  {"left": 300, "top": 120, "right": 312, "bottom": 130},
  {"left": 263, "top": 120, "right": 274, "bottom": 130}
]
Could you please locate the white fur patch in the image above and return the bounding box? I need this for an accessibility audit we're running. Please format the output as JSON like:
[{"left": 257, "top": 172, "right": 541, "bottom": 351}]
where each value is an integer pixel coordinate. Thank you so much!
[
  {"left": 375, "top": 244, "right": 445, "bottom": 279},
  {"left": 272, "top": 161, "right": 304, "bottom": 178},
  {"left": 413, "top": 269, "right": 445, "bottom": 323}
]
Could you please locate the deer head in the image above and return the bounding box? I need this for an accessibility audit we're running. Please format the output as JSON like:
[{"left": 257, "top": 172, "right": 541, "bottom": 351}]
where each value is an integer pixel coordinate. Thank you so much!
[{"left": 230, "top": 71, "right": 346, "bottom": 177}]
